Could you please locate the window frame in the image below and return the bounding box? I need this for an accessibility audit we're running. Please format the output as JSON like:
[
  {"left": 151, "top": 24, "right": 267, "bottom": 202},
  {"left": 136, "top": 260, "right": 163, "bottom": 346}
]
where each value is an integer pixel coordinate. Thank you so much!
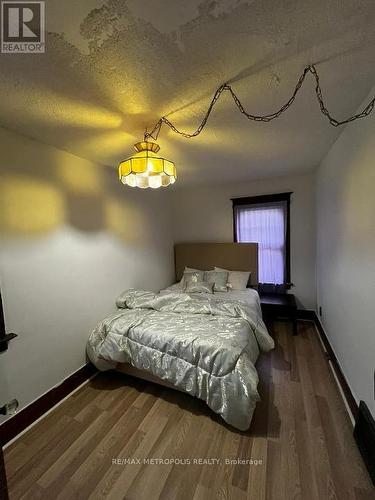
[{"left": 232, "top": 192, "right": 292, "bottom": 285}]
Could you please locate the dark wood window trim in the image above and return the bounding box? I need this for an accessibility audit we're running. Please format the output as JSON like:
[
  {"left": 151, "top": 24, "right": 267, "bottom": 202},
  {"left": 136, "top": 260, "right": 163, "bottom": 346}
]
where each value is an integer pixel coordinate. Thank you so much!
[{"left": 232, "top": 192, "right": 292, "bottom": 285}]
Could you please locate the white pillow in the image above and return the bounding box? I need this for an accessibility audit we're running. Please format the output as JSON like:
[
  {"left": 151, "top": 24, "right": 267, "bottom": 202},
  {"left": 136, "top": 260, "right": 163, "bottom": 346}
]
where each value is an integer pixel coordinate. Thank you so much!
[{"left": 215, "top": 267, "right": 251, "bottom": 291}]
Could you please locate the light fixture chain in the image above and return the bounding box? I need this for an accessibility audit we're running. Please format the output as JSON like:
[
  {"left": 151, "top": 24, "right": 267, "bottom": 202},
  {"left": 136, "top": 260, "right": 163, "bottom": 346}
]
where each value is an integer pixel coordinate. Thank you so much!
[{"left": 145, "top": 64, "right": 375, "bottom": 140}]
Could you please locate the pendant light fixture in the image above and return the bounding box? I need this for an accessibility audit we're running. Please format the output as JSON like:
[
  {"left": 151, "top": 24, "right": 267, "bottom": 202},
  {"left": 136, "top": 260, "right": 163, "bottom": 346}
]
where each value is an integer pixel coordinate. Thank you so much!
[
  {"left": 118, "top": 64, "right": 375, "bottom": 189},
  {"left": 118, "top": 140, "right": 176, "bottom": 189}
]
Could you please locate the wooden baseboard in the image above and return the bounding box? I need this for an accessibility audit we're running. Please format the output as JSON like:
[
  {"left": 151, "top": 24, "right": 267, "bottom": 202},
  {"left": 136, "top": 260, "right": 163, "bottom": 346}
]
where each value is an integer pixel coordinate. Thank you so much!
[
  {"left": 311, "top": 312, "right": 358, "bottom": 419},
  {"left": 0, "top": 363, "right": 97, "bottom": 447},
  {"left": 300, "top": 314, "right": 375, "bottom": 484}
]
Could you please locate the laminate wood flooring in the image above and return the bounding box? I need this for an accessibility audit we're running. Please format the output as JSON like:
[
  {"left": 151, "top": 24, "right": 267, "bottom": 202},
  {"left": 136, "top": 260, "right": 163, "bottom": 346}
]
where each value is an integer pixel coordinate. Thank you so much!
[{"left": 4, "top": 321, "right": 374, "bottom": 499}]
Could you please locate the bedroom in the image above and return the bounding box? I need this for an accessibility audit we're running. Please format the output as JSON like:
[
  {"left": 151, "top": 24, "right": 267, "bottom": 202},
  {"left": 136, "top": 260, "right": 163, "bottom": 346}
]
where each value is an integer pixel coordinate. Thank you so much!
[{"left": 0, "top": 0, "right": 374, "bottom": 498}]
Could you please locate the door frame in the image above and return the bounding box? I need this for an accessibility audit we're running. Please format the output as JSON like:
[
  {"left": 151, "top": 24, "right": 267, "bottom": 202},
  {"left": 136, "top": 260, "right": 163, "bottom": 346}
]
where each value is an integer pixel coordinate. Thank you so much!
[{"left": 0, "top": 445, "right": 9, "bottom": 500}]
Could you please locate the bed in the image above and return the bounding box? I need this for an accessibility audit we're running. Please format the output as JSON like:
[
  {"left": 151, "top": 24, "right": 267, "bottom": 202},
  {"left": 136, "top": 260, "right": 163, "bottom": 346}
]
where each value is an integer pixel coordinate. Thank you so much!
[{"left": 87, "top": 243, "right": 274, "bottom": 430}]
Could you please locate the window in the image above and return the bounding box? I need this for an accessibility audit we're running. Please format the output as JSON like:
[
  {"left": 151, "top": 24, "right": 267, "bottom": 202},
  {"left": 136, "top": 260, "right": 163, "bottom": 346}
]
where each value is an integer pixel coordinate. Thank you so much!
[{"left": 232, "top": 192, "right": 291, "bottom": 286}]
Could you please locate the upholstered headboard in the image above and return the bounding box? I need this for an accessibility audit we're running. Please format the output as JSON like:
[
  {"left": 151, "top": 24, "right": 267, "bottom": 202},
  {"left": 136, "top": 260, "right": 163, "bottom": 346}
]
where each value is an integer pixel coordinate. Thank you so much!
[{"left": 174, "top": 242, "right": 258, "bottom": 287}]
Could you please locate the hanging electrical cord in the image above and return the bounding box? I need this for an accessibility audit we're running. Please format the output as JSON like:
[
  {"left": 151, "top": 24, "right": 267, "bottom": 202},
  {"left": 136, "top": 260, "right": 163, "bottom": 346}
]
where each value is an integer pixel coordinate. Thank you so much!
[{"left": 144, "top": 64, "right": 375, "bottom": 141}]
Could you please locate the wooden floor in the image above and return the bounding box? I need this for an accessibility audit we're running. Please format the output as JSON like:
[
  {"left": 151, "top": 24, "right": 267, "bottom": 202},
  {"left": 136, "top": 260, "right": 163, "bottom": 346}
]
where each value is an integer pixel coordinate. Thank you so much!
[{"left": 4, "top": 321, "right": 374, "bottom": 500}]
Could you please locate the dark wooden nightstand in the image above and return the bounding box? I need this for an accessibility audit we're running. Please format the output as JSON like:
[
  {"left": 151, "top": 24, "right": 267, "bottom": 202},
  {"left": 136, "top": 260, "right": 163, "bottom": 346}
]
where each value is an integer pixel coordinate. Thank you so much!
[{"left": 260, "top": 293, "right": 298, "bottom": 335}]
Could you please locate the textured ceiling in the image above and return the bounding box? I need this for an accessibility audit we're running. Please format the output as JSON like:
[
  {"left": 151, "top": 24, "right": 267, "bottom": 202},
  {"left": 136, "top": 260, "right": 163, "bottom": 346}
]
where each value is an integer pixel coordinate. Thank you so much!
[{"left": 1, "top": 0, "right": 375, "bottom": 186}]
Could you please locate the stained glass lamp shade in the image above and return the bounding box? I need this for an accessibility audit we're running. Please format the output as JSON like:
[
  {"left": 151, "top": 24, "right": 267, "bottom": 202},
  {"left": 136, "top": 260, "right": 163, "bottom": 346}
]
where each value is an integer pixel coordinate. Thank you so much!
[{"left": 118, "top": 141, "right": 176, "bottom": 189}]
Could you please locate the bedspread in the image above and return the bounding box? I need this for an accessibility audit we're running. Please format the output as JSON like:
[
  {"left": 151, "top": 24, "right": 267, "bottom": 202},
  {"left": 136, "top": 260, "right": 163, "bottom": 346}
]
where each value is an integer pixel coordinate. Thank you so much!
[{"left": 87, "top": 289, "right": 274, "bottom": 430}]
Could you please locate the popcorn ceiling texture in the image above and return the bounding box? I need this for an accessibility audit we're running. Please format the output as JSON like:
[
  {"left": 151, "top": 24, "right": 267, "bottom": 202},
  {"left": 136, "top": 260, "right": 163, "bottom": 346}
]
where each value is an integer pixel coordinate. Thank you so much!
[{"left": 0, "top": 0, "right": 375, "bottom": 185}]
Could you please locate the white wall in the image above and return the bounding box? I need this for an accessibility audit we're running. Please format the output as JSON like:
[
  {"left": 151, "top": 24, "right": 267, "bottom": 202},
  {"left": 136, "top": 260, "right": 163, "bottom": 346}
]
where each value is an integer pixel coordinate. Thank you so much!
[
  {"left": 171, "top": 172, "right": 316, "bottom": 309},
  {"left": 0, "top": 127, "right": 174, "bottom": 422},
  {"left": 316, "top": 88, "right": 375, "bottom": 418}
]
